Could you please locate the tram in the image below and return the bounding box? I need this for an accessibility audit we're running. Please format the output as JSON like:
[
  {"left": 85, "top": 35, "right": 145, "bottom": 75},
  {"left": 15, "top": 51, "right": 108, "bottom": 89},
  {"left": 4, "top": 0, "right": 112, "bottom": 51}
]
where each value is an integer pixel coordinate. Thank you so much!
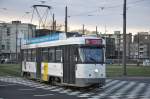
[{"left": 21, "top": 32, "right": 106, "bottom": 87}]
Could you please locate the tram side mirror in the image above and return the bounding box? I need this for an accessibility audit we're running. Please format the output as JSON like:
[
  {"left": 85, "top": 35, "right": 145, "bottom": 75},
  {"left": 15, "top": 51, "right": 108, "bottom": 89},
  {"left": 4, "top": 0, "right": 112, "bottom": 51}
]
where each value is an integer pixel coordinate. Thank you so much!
[
  {"left": 75, "top": 57, "right": 77, "bottom": 62},
  {"left": 74, "top": 49, "right": 78, "bottom": 62},
  {"left": 61, "top": 57, "right": 62, "bottom": 62}
]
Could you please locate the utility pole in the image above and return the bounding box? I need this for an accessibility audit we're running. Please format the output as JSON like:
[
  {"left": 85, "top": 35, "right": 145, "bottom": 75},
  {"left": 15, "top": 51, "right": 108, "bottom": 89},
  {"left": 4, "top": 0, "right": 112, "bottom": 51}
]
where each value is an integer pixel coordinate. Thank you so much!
[
  {"left": 104, "top": 25, "right": 107, "bottom": 34},
  {"left": 15, "top": 23, "right": 18, "bottom": 63},
  {"left": 82, "top": 24, "right": 85, "bottom": 35},
  {"left": 65, "top": 6, "right": 68, "bottom": 33},
  {"left": 123, "top": 0, "right": 127, "bottom": 76},
  {"left": 28, "top": 24, "right": 30, "bottom": 40},
  {"left": 137, "top": 33, "right": 140, "bottom": 66},
  {"left": 54, "top": 20, "right": 56, "bottom": 31},
  {"left": 118, "top": 34, "right": 121, "bottom": 65},
  {"left": 52, "top": 13, "right": 55, "bottom": 32},
  {"left": 96, "top": 26, "right": 98, "bottom": 36},
  {"left": 19, "top": 38, "right": 22, "bottom": 63}
]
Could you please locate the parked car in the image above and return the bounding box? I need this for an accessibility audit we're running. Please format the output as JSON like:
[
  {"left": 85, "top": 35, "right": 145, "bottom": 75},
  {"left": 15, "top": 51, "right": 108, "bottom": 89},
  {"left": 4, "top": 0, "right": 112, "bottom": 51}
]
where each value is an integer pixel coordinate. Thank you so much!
[
  {"left": 0, "top": 58, "right": 14, "bottom": 64},
  {"left": 0, "top": 58, "right": 5, "bottom": 64},
  {"left": 143, "top": 59, "right": 150, "bottom": 66},
  {"left": 106, "top": 59, "right": 113, "bottom": 64}
]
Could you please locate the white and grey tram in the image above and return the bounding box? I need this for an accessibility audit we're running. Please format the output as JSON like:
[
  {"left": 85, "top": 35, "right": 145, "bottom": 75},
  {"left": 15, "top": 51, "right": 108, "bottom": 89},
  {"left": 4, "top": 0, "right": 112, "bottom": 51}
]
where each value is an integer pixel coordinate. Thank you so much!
[{"left": 21, "top": 32, "right": 106, "bottom": 87}]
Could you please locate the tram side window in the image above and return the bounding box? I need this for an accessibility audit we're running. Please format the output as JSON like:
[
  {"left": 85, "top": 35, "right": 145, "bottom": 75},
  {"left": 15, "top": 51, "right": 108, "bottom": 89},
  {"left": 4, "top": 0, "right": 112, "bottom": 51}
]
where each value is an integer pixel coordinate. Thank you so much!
[
  {"left": 49, "top": 48, "right": 55, "bottom": 62},
  {"left": 42, "top": 48, "right": 49, "bottom": 62},
  {"left": 23, "top": 50, "right": 28, "bottom": 61},
  {"left": 27, "top": 49, "right": 32, "bottom": 61},
  {"left": 31, "top": 49, "right": 36, "bottom": 61},
  {"left": 55, "top": 48, "right": 62, "bottom": 62}
]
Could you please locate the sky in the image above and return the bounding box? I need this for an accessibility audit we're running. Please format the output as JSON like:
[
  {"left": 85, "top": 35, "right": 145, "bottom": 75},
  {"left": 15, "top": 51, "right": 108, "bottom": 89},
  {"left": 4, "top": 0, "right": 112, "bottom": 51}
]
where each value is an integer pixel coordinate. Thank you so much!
[{"left": 0, "top": 0, "right": 150, "bottom": 34}]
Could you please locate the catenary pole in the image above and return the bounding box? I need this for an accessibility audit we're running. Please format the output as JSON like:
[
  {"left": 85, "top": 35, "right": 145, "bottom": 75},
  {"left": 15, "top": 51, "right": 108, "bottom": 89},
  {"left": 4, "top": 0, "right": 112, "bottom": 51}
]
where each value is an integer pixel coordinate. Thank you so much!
[
  {"left": 82, "top": 24, "right": 85, "bottom": 35},
  {"left": 52, "top": 13, "right": 55, "bottom": 32},
  {"left": 96, "top": 26, "right": 98, "bottom": 36},
  {"left": 65, "top": 6, "right": 68, "bottom": 33},
  {"left": 123, "top": 0, "right": 127, "bottom": 75}
]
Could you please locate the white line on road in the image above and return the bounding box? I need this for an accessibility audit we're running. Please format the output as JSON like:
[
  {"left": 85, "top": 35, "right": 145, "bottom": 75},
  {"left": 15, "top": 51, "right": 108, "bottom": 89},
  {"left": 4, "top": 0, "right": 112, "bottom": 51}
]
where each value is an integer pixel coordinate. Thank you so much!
[
  {"left": 103, "top": 80, "right": 120, "bottom": 89},
  {"left": 0, "top": 85, "right": 8, "bottom": 87},
  {"left": 106, "top": 79, "right": 112, "bottom": 83},
  {"left": 0, "top": 84, "right": 16, "bottom": 86},
  {"left": 126, "top": 83, "right": 145, "bottom": 98},
  {"left": 59, "top": 89, "right": 72, "bottom": 94},
  {"left": 18, "top": 88, "right": 37, "bottom": 91},
  {"left": 104, "top": 81, "right": 127, "bottom": 94},
  {"left": 114, "top": 82, "right": 136, "bottom": 96},
  {"left": 51, "top": 88, "right": 64, "bottom": 92},
  {"left": 33, "top": 94, "right": 54, "bottom": 97},
  {"left": 67, "top": 91, "right": 81, "bottom": 95},
  {"left": 78, "top": 93, "right": 92, "bottom": 98},
  {"left": 142, "top": 86, "right": 150, "bottom": 98},
  {"left": 89, "top": 81, "right": 127, "bottom": 99}
]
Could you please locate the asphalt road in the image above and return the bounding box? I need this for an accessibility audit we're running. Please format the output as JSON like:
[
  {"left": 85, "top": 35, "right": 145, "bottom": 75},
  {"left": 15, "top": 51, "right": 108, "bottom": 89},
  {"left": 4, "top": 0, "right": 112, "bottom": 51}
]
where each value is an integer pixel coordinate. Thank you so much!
[
  {"left": 109, "top": 76, "right": 150, "bottom": 84},
  {"left": 0, "top": 76, "right": 150, "bottom": 99},
  {"left": 0, "top": 81, "right": 78, "bottom": 99}
]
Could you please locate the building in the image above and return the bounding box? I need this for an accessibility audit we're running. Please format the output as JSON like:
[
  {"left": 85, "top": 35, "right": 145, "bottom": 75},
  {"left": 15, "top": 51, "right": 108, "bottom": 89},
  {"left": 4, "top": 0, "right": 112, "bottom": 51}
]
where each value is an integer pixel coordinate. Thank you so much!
[
  {"left": 130, "top": 43, "right": 150, "bottom": 59},
  {"left": 131, "top": 32, "right": 150, "bottom": 59},
  {"left": 101, "top": 31, "right": 132, "bottom": 59},
  {"left": 139, "top": 43, "right": 150, "bottom": 59},
  {"left": 133, "top": 32, "right": 150, "bottom": 44},
  {"left": 113, "top": 31, "right": 132, "bottom": 58},
  {"left": 129, "top": 43, "right": 138, "bottom": 59},
  {"left": 105, "top": 37, "right": 115, "bottom": 59},
  {"left": 0, "top": 21, "right": 36, "bottom": 62}
]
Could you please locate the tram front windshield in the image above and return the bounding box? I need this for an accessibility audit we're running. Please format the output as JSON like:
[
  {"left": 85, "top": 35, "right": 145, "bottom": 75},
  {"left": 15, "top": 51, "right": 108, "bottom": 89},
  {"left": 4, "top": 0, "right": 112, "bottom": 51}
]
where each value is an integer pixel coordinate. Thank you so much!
[{"left": 78, "top": 47, "right": 104, "bottom": 63}]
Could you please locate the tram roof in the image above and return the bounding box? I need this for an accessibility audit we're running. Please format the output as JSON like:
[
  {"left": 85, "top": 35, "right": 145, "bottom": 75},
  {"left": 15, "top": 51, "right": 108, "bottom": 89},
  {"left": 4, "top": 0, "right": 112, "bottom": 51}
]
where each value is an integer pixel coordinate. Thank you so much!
[{"left": 22, "top": 32, "right": 104, "bottom": 49}]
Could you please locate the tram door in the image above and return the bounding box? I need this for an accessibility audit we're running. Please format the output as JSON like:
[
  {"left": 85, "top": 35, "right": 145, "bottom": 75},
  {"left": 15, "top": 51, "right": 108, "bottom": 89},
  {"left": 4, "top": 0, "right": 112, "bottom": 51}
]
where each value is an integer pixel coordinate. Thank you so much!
[
  {"left": 63, "top": 45, "right": 76, "bottom": 84},
  {"left": 36, "top": 48, "right": 42, "bottom": 79}
]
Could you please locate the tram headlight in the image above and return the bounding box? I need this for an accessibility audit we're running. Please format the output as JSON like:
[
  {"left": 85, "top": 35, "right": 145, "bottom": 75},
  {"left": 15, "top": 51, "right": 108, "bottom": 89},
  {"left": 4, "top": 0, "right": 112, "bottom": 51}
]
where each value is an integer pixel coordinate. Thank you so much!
[{"left": 94, "top": 69, "right": 99, "bottom": 73}]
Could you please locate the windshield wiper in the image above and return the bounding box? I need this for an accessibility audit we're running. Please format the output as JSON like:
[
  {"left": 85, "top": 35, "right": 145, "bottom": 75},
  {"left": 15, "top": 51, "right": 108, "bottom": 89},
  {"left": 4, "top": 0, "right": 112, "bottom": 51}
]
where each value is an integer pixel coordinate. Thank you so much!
[{"left": 89, "top": 57, "right": 97, "bottom": 62}]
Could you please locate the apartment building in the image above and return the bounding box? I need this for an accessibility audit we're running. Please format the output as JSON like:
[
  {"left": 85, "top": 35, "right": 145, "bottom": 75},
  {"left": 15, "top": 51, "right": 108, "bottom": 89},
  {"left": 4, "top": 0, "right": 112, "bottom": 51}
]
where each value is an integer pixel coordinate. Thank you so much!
[{"left": 0, "top": 21, "right": 36, "bottom": 61}]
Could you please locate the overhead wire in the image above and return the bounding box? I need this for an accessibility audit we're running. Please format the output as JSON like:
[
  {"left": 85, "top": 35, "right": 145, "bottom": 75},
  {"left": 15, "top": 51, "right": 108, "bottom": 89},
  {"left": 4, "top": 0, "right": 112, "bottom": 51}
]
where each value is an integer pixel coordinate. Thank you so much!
[{"left": 67, "top": 0, "right": 148, "bottom": 17}]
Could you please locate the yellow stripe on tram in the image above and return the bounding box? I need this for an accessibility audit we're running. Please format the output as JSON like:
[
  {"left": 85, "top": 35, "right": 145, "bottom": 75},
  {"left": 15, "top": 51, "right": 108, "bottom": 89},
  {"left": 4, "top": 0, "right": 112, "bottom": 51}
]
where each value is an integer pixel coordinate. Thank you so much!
[{"left": 42, "top": 63, "right": 48, "bottom": 81}]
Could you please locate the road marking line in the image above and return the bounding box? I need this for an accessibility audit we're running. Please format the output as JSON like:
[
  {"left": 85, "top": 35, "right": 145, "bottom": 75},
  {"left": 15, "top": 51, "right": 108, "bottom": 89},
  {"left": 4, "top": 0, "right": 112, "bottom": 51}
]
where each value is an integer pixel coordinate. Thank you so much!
[
  {"left": 114, "top": 82, "right": 136, "bottom": 96},
  {"left": 0, "top": 85, "right": 9, "bottom": 87},
  {"left": 51, "top": 88, "right": 64, "bottom": 91},
  {"left": 104, "top": 81, "right": 127, "bottom": 94},
  {"left": 30, "top": 84, "right": 45, "bottom": 87},
  {"left": 43, "top": 87, "right": 56, "bottom": 90},
  {"left": 0, "top": 84, "right": 16, "bottom": 86},
  {"left": 126, "top": 83, "right": 145, "bottom": 98},
  {"left": 67, "top": 91, "right": 81, "bottom": 95},
  {"left": 142, "top": 86, "right": 150, "bottom": 98},
  {"left": 88, "top": 98, "right": 99, "bottom": 99},
  {"left": 108, "top": 95, "right": 121, "bottom": 99},
  {"left": 78, "top": 93, "right": 92, "bottom": 97},
  {"left": 89, "top": 81, "right": 127, "bottom": 99},
  {"left": 59, "top": 89, "right": 72, "bottom": 94},
  {"left": 3, "top": 76, "right": 150, "bottom": 99},
  {"left": 106, "top": 79, "right": 112, "bottom": 83},
  {"left": 103, "top": 80, "right": 120, "bottom": 89},
  {"left": 35, "top": 86, "right": 48, "bottom": 89},
  {"left": 33, "top": 94, "right": 53, "bottom": 97},
  {"left": 26, "top": 83, "right": 42, "bottom": 87},
  {"left": 88, "top": 94, "right": 106, "bottom": 99},
  {"left": 18, "top": 88, "right": 36, "bottom": 91}
]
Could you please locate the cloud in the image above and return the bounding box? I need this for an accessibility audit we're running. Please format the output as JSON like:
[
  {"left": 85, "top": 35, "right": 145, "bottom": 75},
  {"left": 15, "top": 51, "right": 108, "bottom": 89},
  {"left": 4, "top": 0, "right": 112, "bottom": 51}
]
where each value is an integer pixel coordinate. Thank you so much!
[{"left": 0, "top": 0, "right": 149, "bottom": 33}]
